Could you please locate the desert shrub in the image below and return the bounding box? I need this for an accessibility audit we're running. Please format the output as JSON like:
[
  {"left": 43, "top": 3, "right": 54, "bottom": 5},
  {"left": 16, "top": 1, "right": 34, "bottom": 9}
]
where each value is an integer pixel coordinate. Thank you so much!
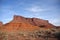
[
  {"left": 0, "top": 31, "right": 7, "bottom": 40},
  {"left": 54, "top": 32, "right": 60, "bottom": 40}
]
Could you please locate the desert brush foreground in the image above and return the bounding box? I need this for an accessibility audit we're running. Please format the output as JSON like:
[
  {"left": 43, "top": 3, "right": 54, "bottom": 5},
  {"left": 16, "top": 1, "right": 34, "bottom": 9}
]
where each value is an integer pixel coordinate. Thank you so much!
[{"left": 0, "top": 15, "right": 60, "bottom": 40}]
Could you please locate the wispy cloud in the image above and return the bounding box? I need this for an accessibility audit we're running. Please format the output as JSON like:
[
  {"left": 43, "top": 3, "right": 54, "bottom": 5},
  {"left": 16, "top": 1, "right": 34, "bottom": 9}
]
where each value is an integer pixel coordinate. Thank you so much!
[
  {"left": 0, "top": 0, "right": 60, "bottom": 26},
  {"left": 25, "top": 6, "right": 47, "bottom": 13},
  {"left": 49, "top": 19, "right": 60, "bottom": 26}
]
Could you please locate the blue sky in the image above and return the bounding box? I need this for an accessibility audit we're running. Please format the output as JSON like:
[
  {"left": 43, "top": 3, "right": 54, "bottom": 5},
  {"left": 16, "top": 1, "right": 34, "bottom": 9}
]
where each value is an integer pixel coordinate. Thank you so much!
[{"left": 0, "top": 0, "right": 60, "bottom": 26}]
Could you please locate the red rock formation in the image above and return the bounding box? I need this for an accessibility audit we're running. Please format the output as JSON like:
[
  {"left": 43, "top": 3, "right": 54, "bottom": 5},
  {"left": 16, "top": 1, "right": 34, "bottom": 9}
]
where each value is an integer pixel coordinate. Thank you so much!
[
  {"left": 13, "top": 15, "right": 26, "bottom": 21},
  {"left": 10, "top": 15, "right": 55, "bottom": 28},
  {"left": 0, "top": 15, "right": 55, "bottom": 32},
  {"left": 26, "top": 18, "right": 54, "bottom": 28},
  {"left": 0, "top": 15, "right": 59, "bottom": 40},
  {"left": 0, "top": 15, "right": 40, "bottom": 32}
]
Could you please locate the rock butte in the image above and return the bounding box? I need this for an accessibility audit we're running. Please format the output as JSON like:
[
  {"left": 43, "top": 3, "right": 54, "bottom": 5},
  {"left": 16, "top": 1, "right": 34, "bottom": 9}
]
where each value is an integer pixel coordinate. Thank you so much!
[{"left": 0, "top": 15, "right": 56, "bottom": 32}]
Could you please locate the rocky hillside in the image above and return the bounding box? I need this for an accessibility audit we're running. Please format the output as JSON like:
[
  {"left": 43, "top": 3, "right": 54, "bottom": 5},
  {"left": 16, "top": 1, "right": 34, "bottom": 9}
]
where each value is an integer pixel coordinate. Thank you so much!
[{"left": 0, "top": 15, "right": 60, "bottom": 40}]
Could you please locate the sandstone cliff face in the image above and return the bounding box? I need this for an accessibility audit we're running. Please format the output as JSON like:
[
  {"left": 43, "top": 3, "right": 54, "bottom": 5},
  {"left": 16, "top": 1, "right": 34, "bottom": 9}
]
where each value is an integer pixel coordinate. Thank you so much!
[
  {"left": 0, "top": 15, "right": 40, "bottom": 32},
  {"left": 0, "top": 15, "right": 55, "bottom": 32},
  {"left": 26, "top": 18, "right": 54, "bottom": 28},
  {"left": 13, "top": 15, "right": 54, "bottom": 28}
]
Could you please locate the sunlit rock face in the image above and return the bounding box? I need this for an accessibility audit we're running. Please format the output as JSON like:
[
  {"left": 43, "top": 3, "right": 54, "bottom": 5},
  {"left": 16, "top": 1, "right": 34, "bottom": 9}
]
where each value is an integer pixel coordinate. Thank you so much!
[
  {"left": 13, "top": 15, "right": 26, "bottom": 22},
  {"left": 0, "top": 15, "right": 59, "bottom": 40},
  {"left": 0, "top": 15, "right": 40, "bottom": 32}
]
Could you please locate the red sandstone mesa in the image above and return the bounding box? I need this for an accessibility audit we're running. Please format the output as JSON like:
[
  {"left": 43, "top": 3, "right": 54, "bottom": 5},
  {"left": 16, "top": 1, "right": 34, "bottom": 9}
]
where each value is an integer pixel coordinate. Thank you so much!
[
  {"left": 0, "top": 15, "right": 56, "bottom": 32},
  {"left": 0, "top": 15, "right": 59, "bottom": 40}
]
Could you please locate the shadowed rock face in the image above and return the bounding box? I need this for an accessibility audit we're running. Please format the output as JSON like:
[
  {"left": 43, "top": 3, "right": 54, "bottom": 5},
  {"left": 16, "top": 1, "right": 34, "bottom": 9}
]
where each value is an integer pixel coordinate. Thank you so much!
[{"left": 26, "top": 18, "right": 54, "bottom": 28}]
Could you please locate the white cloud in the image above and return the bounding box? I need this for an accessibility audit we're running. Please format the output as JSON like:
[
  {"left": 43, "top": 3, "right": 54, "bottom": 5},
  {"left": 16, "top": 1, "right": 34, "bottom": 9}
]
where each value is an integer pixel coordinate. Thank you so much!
[
  {"left": 25, "top": 6, "right": 46, "bottom": 13},
  {"left": 49, "top": 19, "right": 60, "bottom": 26}
]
